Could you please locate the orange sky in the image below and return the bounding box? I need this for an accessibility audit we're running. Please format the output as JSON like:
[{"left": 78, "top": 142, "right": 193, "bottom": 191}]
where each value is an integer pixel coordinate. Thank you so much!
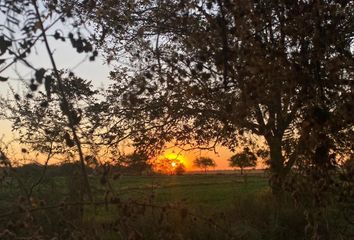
[
  {"left": 0, "top": 35, "right": 266, "bottom": 171},
  {"left": 0, "top": 128, "right": 265, "bottom": 170},
  {"left": 157, "top": 145, "right": 265, "bottom": 171}
]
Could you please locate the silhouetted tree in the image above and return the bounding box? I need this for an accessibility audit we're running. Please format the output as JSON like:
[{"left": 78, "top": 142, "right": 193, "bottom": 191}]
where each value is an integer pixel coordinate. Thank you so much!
[
  {"left": 153, "top": 157, "right": 186, "bottom": 175},
  {"left": 118, "top": 152, "right": 152, "bottom": 175},
  {"left": 193, "top": 157, "right": 216, "bottom": 173},
  {"left": 83, "top": 0, "right": 353, "bottom": 195},
  {"left": 174, "top": 163, "right": 186, "bottom": 175},
  {"left": 229, "top": 148, "right": 257, "bottom": 175},
  {"left": 0, "top": 0, "right": 101, "bottom": 206}
]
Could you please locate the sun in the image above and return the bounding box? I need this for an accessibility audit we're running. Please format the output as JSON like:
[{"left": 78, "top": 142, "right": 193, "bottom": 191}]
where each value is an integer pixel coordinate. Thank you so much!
[
  {"left": 163, "top": 152, "right": 186, "bottom": 164},
  {"left": 153, "top": 151, "right": 188, "bottom": 173}
]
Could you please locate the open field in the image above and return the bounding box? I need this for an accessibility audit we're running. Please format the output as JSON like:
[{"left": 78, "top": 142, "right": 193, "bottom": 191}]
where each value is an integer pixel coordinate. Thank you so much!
[
  {"left": 102, "top": 174, "right": 269, "bottom": 210},
  {"left": 0, "top": 173, "right": 307, "bottom": 240},
  {"left": 1, "top": 172, "right": 352, "bottom": 240},
  {"left": 85, "top": 174, "right": 304, "bottom": 240},
  {"left": 1, "top": 1, "right": 353, "bottom": 239},
  {"left": 0, "top": 170, "right": 269, "bottom": 211}
]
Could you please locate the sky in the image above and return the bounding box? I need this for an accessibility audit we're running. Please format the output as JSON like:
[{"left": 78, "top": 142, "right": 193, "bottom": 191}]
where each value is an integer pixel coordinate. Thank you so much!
[
  {"left": 0, "top": 13, "right": 263, "bottom": 171},
  {"left": 0, "top": 15, "right": 112, "bottom": 133},
  {"left": 161, "top": 146, "right": 251, "bottom": 171},
  {"left": 0, "top": 18, "right": 115, "bottom": 163},
  {"left": 0, "top": 40, "right": 112, "bottom": 95}
]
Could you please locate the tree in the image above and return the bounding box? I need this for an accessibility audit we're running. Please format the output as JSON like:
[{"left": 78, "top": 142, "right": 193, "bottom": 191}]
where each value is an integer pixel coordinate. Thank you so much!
[
  {"left": 0, "top": 73, "right": 106, "bottom": 160},
  {"left": 174, "top": 163, "right": 186, "bottom": 175},
  {"left": 0, "top": 72, "right": 105, "bottom": 210},
  {"left": 0, "top": 0, "right": 102, "bottom": 205},
  {"left": 118, "top": 152, "right": 152, "bottom": 175},
  {"left": 153, "top": 157, "right": 186, "bottom": 175},
  {"left": 193, "top": 157, "right": 216, "bottom": 173},
  {"left": 84, "top": 0, "right": 354, "bottom": 193},
  {"left": 229, "top": 148, "right": 257, "bottom": 175},
  {"left": 0, "top": 1, "right": 110, "bottom": 237}
]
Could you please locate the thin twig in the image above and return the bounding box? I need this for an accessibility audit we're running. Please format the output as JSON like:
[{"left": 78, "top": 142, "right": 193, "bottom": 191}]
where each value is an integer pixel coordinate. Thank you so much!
[{"left": 0, "top": 14, "right": 65, "bottom": 75}]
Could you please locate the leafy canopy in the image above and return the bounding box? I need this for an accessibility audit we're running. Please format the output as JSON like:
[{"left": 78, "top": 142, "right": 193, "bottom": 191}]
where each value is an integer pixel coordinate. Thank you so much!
[
  {"left": 229, "top": 148, "right": 257, "bottom": 170},
  {"left": 193, "top": 157, "right": 216, "bottom": 171},
  {"left": 82, "top": 0, "right": 354, "bottom": 183}
]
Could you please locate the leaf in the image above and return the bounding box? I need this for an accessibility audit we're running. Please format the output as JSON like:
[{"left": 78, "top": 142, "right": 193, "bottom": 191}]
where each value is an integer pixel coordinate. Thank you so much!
[
  {"left": 53, "top": 31, "right": 60, "bottom": 40},
  {"left": 0, "top": 35, "right": 12, "bottom": 56},
  {"left": 29, "top": 83, "right": 38, "bottom": 91},
  {"left": 35, "top": 68, "right": 46, "bottom": 84},
  {"left": 33, "top": 21, "right": 42, "bottom": 32},
  {"left": 40, "top": 101, "right": 48, "bottom": 108},
  {"left": 64, "top": 132, "right": 75, "bottom": 147},
  {"left": 0, "top": 76, "right": 8, "bottom": 82}
]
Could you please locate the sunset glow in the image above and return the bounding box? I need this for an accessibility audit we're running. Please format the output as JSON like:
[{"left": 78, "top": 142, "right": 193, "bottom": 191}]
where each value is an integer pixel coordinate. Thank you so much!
[
  {"left": 163, "top": 152, "right": 186, "bottom": 165},
  {"left": 0, "top": 1, "right": 351, "bottom": 238},
  {"left": 152, "top": 151, "right": 188, "bottom": 174}
]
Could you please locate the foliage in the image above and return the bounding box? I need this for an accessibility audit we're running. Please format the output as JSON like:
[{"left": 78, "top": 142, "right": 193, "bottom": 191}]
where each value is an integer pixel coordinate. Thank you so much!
[
  {"left": 0, "top": 0, "right": 107, "bottom": 207},
  {"left": 0, "top": 0, "right": 97, "bottom": 83},
  {"left": 1, "top": 72, "right": 99, "bottom": 153},
  {"left": 153, "top": 157, "right": 186, "bottom": 175},
  {"left": 77, "top": 1, "right": 354, "bottom": 237},
  {"left": 86, "top": 0, "right": 354, "bottom": 192},
  {"left": 229, "top": 147, "right": 257, "bottom": 175},
  {"left": 174, "top": 163, "right": 186, "bottom": 175},
  {"left": 0, "top": 1, "right": 112, "bottom": 238},
  {"left": 116, "top": 152, "right": 152, "bottom": 175},
  {"left": 1, "top": 173, "right": 354, "bottom": 240},
  {"left": 0, "top": 1, "right": 353, "bottom": 239},
  {"left": 193, "top": 157, "right": 216, "bottom": 173}
]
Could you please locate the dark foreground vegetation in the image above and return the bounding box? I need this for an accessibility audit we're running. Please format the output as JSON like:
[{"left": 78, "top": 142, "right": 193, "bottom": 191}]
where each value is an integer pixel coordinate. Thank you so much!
[
  {"left": 0, "top": 165, "right": 353, "bottom": 240},
  {"left": 0, "top": 171, "right": 317, "bottom": 240},
  {"left": 0, "top": 0, "right": 353, "bottom": 239}
]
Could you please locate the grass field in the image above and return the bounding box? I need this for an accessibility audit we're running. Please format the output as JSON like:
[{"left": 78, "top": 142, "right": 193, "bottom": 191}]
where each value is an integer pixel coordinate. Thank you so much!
[
  {"left": 106, "top": 174, "right": 269, "bottom": 211},
  {"left": 92, "top": 173, "right": 310, "bottom": 239},
  {"left": 86, "top": 173, "right": 307, "bottom": 240},
  {"left": 0, "top": 172, "right": 330, "bottom": 239}
]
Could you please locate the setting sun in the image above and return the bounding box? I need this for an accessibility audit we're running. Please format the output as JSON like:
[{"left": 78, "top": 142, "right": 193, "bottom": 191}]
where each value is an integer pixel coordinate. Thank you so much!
[
  {"left": 163, "top": 152, "right": 186, "bottom": 165},
  {"left": 152, "top": 151, "right": 188, "bottom": 174}
]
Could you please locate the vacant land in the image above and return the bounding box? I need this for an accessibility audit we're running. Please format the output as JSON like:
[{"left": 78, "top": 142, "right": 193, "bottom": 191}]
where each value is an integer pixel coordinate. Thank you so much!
[
  {"left": 4, "top": 172, "right": 351, "bottom": 240},
  {"left": 106, "top": 174, "right": 269, "bottom": 210},
  {"left": 0, "top": 173, "right": 324, "bottom": 239}
]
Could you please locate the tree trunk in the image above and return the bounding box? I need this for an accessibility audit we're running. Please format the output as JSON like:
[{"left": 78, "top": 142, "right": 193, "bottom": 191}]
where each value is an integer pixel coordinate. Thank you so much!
[
  {"left": 240, "top": 167, "right": 244, "bottom": 175},
  {"left": 266, "top": 135, "right": 286, "bottom": 196}
]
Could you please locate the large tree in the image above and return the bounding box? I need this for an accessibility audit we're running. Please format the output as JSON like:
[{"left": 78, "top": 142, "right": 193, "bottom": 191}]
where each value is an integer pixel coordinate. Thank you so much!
[{"left": 81, "top": 0, "right": 354, "bottom": 192}]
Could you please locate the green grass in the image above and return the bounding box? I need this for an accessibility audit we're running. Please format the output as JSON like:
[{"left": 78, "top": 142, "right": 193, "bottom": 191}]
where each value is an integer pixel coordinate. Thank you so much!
[
  {"left": 2, "top": 171, "right": 353, "bottom": 239},
  {"left": 0, "top": 173, "right": 309, "bottom": 240},
  {"left": 86, "top": 174, "right": 278, "bottom": 240},
  {"left": 108, "top": 174, "right": 268, "bottom": 211}
]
